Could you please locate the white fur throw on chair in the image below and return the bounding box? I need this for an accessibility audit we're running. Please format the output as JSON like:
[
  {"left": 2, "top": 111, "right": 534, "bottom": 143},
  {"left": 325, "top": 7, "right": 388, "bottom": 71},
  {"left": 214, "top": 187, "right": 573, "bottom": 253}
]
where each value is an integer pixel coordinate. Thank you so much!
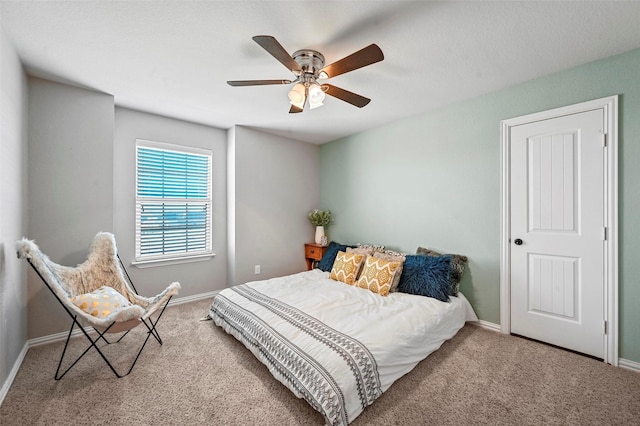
[{"left": 16, "top": 232, "right": 181, "bottom": 330}]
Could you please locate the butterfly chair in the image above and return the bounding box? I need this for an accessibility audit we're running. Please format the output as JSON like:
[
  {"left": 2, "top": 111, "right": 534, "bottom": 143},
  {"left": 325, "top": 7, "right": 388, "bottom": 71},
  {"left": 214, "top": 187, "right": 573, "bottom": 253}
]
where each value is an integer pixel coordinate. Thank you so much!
[{"left": 16, "top": 232, "right": 181, "bottom": 379}]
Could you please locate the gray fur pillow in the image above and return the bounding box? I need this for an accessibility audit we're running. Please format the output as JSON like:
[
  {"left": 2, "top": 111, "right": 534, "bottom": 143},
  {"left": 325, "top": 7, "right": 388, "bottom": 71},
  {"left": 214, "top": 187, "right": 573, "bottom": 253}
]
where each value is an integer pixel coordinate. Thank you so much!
[{"left": 416, "top": 247, "right": 467, "bottom": 296}]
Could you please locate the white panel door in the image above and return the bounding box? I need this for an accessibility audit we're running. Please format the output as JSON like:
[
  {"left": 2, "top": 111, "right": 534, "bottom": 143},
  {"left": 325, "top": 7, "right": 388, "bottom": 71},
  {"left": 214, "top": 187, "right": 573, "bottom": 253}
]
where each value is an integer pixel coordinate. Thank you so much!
[{"left": 510, "top": 108, "right": 605, "bottom": 358}]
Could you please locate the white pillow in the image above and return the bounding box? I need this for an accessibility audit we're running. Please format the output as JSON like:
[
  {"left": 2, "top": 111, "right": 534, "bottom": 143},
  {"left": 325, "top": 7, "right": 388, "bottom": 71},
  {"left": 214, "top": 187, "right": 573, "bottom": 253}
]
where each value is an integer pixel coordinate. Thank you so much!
[{"left": 71, "top": 286, "right": 131, "bottom": 318}]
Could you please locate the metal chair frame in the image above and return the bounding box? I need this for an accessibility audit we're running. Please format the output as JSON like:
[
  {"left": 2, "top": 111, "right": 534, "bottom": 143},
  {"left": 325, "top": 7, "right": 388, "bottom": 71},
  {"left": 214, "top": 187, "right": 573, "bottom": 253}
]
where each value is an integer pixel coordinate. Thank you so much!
[{"left": 25, "top": 254, "right": 173, "bottom": 379}]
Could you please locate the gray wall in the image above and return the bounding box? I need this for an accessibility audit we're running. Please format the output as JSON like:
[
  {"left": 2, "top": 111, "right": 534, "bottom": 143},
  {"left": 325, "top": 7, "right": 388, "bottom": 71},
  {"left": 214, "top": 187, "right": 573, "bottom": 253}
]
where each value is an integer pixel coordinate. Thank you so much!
[
  {"left": 18, "top": 79, "right": 320, "bottom": 340},
  {"left": 320, "top": 47, "right": 640, "bottom": 363},
  {"left": 0, "top": 26, "right": 28, "bottom": 399},
  {"left": 26, "top": 78, "right": 115, "bottom": 338},
  {"left": 21, "top": 81, "right": 318, "bottom": 342},
  {"left": 230, "top": 126, "right": 319, "bottom": 285},
  {"left": 113, "top": 107, "right": 228, "bottom": 296}
]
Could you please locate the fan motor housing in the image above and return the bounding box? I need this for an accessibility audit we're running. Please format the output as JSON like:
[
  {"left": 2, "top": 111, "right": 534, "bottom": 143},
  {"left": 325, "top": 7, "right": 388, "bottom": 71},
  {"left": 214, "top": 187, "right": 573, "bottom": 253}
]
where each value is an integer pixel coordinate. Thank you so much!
[{"left": 292, "top": 50, "right": 325, "bottom": 77}]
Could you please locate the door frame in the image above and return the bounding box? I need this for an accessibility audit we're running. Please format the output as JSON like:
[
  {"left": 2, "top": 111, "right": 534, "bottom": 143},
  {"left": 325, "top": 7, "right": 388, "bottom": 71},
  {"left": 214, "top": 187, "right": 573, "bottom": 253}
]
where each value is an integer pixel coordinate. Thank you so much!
[{"left": 499, "top": 95, "right": 618, "bottom": 365}]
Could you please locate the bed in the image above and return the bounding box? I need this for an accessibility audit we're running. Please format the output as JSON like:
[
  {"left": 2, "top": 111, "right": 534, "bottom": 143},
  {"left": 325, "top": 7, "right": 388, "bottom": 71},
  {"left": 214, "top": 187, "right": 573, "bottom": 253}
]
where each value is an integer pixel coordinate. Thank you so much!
[{"left": 210, "top": 267, "right": 477, "bottom": 425}]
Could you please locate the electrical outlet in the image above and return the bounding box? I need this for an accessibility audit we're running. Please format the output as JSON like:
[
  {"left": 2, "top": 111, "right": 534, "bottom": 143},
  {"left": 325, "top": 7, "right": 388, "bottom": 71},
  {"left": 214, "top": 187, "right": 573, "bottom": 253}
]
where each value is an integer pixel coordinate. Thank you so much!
[{"left": 254, "top": 265, "right": 261, "bottom": 275}]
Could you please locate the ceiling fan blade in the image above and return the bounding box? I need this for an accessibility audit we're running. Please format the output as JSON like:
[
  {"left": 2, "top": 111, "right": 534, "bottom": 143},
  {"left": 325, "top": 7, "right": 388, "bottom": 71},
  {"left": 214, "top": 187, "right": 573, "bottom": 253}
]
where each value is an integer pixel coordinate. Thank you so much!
[
  {"left": 322, "top": 84, "right": 371, "bottom": 108},
  {"left": 319, "top": 44, "right": 384, "bottom": 79},
  {"left": 227, "top": 79, "right": 293, "bottom": 87},
  {"left": 289, "top": 92, "right": 307, "bottom": 113},
  {"left": 252, "top": 35, "right": 302, "bottom": 74}
]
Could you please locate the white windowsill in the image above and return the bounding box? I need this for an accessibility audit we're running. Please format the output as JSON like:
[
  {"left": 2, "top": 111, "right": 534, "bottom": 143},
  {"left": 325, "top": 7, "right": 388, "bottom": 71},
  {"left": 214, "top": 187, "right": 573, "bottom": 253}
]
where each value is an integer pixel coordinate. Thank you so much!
[{"left": 131, "top": 253, "right": 216, "bottom": 268}]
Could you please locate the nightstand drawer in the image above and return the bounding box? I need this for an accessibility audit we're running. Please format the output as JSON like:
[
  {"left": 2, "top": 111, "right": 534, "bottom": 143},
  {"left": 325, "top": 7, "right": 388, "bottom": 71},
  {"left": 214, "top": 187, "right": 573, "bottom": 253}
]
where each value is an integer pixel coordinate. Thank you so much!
[
  {"left": 304, "top": 243, "right": 328, "bottom": 270},
  {"left": 305, "top": 245, "right": 324, "bottom": 260}
]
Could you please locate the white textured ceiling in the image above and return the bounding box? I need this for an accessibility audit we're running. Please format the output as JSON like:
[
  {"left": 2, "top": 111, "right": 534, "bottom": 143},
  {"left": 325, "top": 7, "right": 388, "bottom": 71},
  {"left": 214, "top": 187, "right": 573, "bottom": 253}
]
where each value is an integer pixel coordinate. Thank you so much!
[{"left": 2, "top": 1, "right": 640, "bottom": 144}]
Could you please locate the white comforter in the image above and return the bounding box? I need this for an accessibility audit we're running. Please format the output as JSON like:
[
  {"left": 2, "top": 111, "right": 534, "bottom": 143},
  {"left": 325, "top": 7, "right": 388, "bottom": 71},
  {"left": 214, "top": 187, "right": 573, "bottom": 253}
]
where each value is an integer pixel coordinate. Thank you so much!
[{"left": 210, "top": 269, "right": 477, "bottom": 425}]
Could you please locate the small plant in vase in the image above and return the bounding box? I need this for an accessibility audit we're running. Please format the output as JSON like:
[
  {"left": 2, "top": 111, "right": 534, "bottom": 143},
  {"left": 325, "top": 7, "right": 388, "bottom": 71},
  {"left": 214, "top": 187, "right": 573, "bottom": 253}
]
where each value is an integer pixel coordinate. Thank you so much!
[{"left": 308, "top": 209, "right": 332, "bottom": 246}]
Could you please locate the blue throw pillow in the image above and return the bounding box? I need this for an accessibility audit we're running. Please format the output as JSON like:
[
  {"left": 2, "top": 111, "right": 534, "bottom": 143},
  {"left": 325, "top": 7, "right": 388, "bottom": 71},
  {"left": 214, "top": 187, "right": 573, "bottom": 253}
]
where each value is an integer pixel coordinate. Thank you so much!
[
  {"left": 396, "top": 255, "right": 452, "bottom": 302},
  {"left": 317, "top": 242, "right": 351, "bottom": 272}
]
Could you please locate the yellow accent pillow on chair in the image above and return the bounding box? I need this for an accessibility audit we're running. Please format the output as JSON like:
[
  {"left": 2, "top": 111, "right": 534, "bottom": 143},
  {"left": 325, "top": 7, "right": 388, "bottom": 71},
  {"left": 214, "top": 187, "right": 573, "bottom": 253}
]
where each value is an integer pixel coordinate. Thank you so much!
[{"left": 71, "top": 286, "right": 131, "bottom": 318}]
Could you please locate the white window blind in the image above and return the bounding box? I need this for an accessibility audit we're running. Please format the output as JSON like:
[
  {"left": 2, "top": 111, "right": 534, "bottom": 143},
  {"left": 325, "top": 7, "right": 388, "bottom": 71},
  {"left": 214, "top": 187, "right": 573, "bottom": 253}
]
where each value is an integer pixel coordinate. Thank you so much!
[{"left": 135, "top": 140, "right": 212, "bottom": 262}]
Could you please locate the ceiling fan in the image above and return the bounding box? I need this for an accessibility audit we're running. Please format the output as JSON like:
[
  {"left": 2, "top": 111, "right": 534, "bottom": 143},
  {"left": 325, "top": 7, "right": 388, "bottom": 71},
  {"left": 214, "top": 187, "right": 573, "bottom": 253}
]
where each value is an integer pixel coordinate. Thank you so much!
[{"left": 227, "top": 35, "right": 384, "bottom": 113}]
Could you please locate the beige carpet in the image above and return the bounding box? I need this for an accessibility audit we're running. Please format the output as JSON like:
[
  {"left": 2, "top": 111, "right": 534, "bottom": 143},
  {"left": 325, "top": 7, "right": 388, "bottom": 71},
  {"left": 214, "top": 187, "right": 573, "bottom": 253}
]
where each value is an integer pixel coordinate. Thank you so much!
[{"left": 1, "top": 298, "right": 639, "bottom": 425}]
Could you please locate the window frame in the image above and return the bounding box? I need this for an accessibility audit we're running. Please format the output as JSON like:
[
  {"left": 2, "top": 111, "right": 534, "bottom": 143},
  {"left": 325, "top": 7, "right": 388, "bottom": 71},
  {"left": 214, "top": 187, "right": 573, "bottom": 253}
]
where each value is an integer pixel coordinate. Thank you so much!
[{"left": 133, "top": 139, "right": 214, "bottom": 266}]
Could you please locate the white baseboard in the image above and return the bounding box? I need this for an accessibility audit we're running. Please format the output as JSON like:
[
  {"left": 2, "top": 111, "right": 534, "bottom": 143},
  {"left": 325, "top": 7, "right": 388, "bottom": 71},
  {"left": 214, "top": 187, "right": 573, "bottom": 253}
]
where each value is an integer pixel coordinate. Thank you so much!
[
  {"left": 28, "top": 327, "right": 93, "bottom": 348},
  {"left": 470, "top": 319, "right": 502, "bottom": 332},
  {"left": 168, "top": 290, "right": 219, "bottom": 306},
  {"left": 619, "top": 358, "right": 640, "bottom": 373},
  {"left": 0, "top": 342, "right": 28, "bottom": 407}
]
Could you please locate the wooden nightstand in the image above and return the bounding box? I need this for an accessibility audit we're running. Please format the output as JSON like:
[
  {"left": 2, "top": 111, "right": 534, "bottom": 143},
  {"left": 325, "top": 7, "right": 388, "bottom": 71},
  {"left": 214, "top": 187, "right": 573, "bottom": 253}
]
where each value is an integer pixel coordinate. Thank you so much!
[{"left": 305, "top": 243, "right": 327, "bottom": 270}]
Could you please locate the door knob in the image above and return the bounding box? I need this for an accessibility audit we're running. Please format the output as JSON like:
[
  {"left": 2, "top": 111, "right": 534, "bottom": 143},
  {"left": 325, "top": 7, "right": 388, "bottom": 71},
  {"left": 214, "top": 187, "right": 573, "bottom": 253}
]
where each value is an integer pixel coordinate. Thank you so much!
[{"left": 514, "top": 238, "right": 523, "bottom": 245}]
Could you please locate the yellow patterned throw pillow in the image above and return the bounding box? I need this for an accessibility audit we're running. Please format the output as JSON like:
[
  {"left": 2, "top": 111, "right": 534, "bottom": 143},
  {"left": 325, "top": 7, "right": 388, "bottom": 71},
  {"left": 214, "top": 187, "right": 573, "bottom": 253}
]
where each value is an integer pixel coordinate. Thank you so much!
[
  {"left": 330, "top": 251, "right": 366, "bottom": 285},
  {"left": 356, "top": 255, "right": 402, "bottom": 296},
  {"left": 71, "top": 286, "right": 131, "bottom": 318},
  {"left": 373, "top": 251, "right": 406, "bottom": 293}
]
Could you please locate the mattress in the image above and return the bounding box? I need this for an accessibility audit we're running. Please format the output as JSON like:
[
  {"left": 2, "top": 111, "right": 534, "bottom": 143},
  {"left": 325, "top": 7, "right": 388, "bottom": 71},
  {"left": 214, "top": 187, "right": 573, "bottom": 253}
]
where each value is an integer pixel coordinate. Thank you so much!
[{"left": 210, "top": 269, "right": 477, "bottom": 425}]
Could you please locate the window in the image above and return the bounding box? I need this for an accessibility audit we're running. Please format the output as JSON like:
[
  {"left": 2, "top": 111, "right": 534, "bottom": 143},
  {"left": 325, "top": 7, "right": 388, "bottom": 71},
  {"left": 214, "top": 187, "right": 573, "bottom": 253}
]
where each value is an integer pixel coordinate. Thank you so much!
[{"left": 135, "top": 139, "right": 213, "bottom": 263}]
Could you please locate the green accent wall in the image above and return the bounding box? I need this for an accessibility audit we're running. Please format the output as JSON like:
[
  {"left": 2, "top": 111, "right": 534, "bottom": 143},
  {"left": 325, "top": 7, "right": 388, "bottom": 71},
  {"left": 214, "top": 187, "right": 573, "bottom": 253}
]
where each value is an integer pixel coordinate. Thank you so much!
[{"left": 320, "top": 48, "right": 640, "bottom": 363}]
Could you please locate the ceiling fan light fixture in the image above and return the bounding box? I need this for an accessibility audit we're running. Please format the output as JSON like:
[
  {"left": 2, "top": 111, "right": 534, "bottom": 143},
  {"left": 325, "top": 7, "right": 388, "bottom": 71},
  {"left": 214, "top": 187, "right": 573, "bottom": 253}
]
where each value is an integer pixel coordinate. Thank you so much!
[
  {"left": 308, "top": 83, "right": 325, "bottom": 109},
  {"left": 309, "top": 99, "right": 324, "bottom": 110},
  {"left": 309, "top": 83, "right": 325, "bottom": 102},
  {"left": 288, "top": 83, "right": 306, "bottom": 107}
]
